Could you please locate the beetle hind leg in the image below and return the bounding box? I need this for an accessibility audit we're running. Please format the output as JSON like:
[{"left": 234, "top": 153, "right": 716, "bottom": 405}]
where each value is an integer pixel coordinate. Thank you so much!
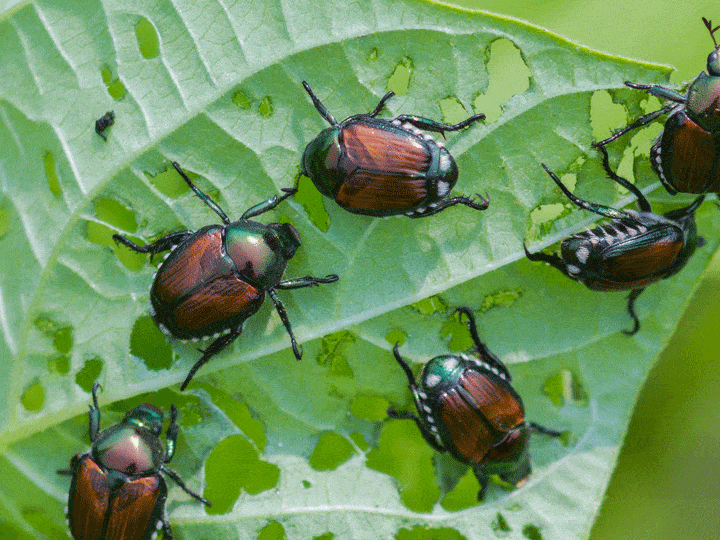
[
  {"left": 623, "top": 288, "right": 645, "bottom": 336},
  {"left": 393, "top": 113, "right": 485, "bottom": 136},
  {"left": 162, "top": 465, "right": 212, "bottom": 506},
  {"left": 180, "top": 328, "right": 242, "bottom": 391},
  {"left": 407, "top": 194, "right": 489, "bottom": 218},
  {"left": 268, "top": 289, "right": 302, "bottom": 360}
]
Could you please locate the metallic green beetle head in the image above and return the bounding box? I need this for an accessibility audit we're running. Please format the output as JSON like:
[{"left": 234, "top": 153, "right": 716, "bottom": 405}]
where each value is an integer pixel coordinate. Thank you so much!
[
  {"left": 689, "top": 17, "right": 720, "bottom": 131},
  {"left": 124, "top": 403, "right": 165, "bottom": 436}
]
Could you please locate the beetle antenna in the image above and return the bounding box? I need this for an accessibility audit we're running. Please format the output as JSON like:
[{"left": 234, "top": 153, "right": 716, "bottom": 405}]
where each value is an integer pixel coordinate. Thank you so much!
[
  {"left": 392, "top": 343, "right": 417, "bottom": 387},
  {"left": 703, "top": 17, "right": 720, "bottom": 49}
]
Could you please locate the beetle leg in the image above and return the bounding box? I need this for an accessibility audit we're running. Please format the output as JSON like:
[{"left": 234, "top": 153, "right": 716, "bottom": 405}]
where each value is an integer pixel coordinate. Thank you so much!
[
  {"left": 267, "top": 289, "right": 302, "bottom": 360},
  {"left": 164, "top": 404, "right": 178, "bottom": 464},
  {"left": 180, "top": 327, "right": 243, "bottom": 391},
  {"left": 455, "top": 308, "right": 511, "bottom": 380},
  {"left": 541, "top": 163, "right": 634, "bottom": 221},
  {"left": 171, "top": 162, "right": 231, "bottom": 225},
  {"left": 240, "top": 187, "right": 297, "bottom": 220},
  {"left": 623, "top": 288, "right": 645, "bottom": 336},
  {"left": 407, "top": 193, "right": 489, "bottom": 218},
  {"left": 598, "top": 146, "right": 651, "bottom": 212},
  {"left": 593, "top": 102, "right": 676, "bottom": 148},
  {"left": 391, "top": 343, "right": 418, "bottom": 388},
  {"left": 524, "top": 243, "right": 569, "bottom": 275},
  {"left": 393, "top": 113, "right": 485, "bottom": 136},
  {"left": 497, "top": 452, "right": 532, "bottom": 489},
  {"left": 470, "top": 464, "right": 490, "bottom": 501},
  {"left": 387, "top": 407, "right": 447, "bottom": 453},
  {"left": 367, "top": 91, "right": 396, "bottom": 118},
  {"left": 160, "top": 514, "right": 173, "bottom": 540},
  {"left": 113, "top": 231, "right": 193, "bottom": 263},
  {"left": 302, "top": 81, "right": 338, "bottom": 125},
  {"left": 275, "top": 274, "right": 339, "bottom": 289},
  {"left": 88, "top": 382, "right": 102, "bottom": 441},
  {"left": 161, "top": 465, "right": 212, "bottom": 506},
  {"left": 528, "top": 421, "right": 563, "bottom": 438}
]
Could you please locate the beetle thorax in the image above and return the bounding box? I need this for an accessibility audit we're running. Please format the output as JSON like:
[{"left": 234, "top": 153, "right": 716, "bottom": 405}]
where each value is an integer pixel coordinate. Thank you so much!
[
  {"left": 93, "top": 424, "right": 165, "bottom": 476},
  {"left": 225, "top": 222, "right": 297, "bottom": 289},
  {"left": 687, "top": 70, "right": 720, "bottom": 132}
]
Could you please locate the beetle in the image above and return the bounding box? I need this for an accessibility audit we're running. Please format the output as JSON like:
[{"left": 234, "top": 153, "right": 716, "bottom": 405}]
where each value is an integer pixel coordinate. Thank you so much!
[
  {"left": 593, "top": 17, "right": 720, "bottom": 195},
  {"left": 113, "top": 162, "right": 339, "bottom": 390},
  {"left": 387, "top": 307, "right": 562, "bottom": 499},
  {"left": 525, "top": 147, "right": 705, "bottom": 335},
  {"left": 59, "top": 382, "right": 210, "bottom": 540},
  {"left": 299, "top": 81, "right": 489, "bottom": 218},
  {"left": 95, "top": 111, "right": 115, "bottom": 141}
]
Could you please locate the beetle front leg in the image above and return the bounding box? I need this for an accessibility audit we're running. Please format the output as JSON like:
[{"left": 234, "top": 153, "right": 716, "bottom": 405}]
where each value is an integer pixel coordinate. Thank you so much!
[
  {"left": 528, "top": 421, "right": 563, "bottom": 438},
  {"left": 407, "top": 193, "right": 489, "bottom": 218},
  {"left": 164, "top": 404, "right": 178, "bottom": 463},
  {"left": 593, "top": 103, "right": 675, "bottom": 147},
  {"left": 171, "top": 162, "right": 231, "bottom": 224},
  {"left": 386, "top": 408, "right": 446, "bottom": 453},
  {"left": 393, "top": 113, "right": 485, "bottom": 135},
  {"left": 240, "top": 187, "right": 297, "bottom": 220},
  {"left": 180, "top": 327, "right": 243, "bottom": 391},
  {"left": 597, "top": 146, "right": 651, "bottom": 212},
  {"left": 523, "top": 243, "right": 570, "bottom": 276},
  {"left": 470, "top": 464, "right": 490, "bottom": 501},
  {"left": 541, "top": 164, "right": 633, "bottom": 221},
  {"left": 623, "top": 288, "right": 645, "bottom": 336},
  {"left": 113, "top": 231, "right": 193, "bottom": 262},
  {"left": 89, "top": 382, "right": 102, "bottom": 441},
  {"left": 455, "top": 307, "right": 510, "bottom": 380},
  {"left": 161, "top": 465, "right": 212, "bottom": 506},
  {"left": 275, "top": 274, "right": 339, "bottom": 290}
]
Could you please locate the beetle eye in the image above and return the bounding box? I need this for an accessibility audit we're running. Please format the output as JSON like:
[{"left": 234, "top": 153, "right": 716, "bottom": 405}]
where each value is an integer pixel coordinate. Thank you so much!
[{"left": 708, "top": 50, "right": 720, "bottom": 76}]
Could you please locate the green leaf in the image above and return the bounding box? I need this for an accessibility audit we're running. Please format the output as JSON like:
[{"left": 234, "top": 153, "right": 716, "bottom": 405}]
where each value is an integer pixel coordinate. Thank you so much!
[{"left": 0, "top": 1, "right": 716, "bottom": 540}]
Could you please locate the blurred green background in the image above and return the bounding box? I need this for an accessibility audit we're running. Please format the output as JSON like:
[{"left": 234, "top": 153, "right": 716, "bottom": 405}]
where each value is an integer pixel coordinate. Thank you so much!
[{"left": 438, "top": 1, "right": 720, "bottom": 538}]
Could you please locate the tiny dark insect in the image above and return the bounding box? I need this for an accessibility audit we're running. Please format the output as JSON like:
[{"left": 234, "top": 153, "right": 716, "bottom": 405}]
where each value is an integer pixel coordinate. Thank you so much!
[
  {"left": 58, "top": 382, "right": 210, "bottom": 540},
  {"left": 300, "top": 81, "right": 489, "bottom": 218},
  {"left": 388, "top": 307, "right": 562, "bottom": 499},
  {"left": 525, "top": 147, "right": 705, "bottom": 334},
  {"left": 114, "top": 162, "right": 339, "bottom": 390},
  {"left": 95, "top": 111, "right": 115, "bottom": 141},
  {"left": 593, "top": 17, "right": 720, "bottom": 195}
]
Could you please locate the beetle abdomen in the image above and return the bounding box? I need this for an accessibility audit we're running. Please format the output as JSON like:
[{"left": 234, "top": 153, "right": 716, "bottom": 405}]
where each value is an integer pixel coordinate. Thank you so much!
[
  {"left": 654, "top": 112, "right": 720, "bottom": 193},
  {"left": 335, "top": 172, "right": 429, "bottom": 212}
]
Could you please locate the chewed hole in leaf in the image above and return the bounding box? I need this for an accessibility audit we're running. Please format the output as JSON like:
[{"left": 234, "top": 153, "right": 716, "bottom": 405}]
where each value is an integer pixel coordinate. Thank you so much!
[
  {"left": 48, "top": 355, "right": 70, "bottom": 375},
  {"left": 135, "top": 17, "right": 160, "bottom": 59},
  {"left": 479, "top": 289, "right": 524, "bottom": 313},
  {"left": 385, "top": 329, "right": 407, "bottom": 346},
  {"left": 409, "top": 295, "right": 447, "bottom": 315},
  {"left": 491, "top": 512, "right": 512, "bottom": 537},
  {"left": 294, "top": 174, "right": 330, "bottom": 232},
  {"left": 95, "top": 198, "right": 138, "bottom": 233},
  {"left": 44, "top": 152, "right": 61, "bottom": 197},
  {"left": 590, "top": 90, "right": 629, "bottom": 142},
  {"left": 440, "top": 467, "right": 481, "bottom": 512},
  {"left": 473, "top": 38, "right": 531, "bottom": 122},
  {"left": 21, "top": 380, "right": 45, "bottom": 412},
  {"left": 367, "top": 47, "right": 379, "bottom": 62},
  {"left": 130, "top": 316, "right": 173, "bottom": 371},
  {"left": 100, "top": 66, "right": 126, "bottom": 100},
  {"left": 34, "top": 315, "right": 73, "bottom": 354},
  {"left": 0, "top": 204, "right": 11, "bottom": 239},
  {"left": 387, "top": 56, "right": 413, "bottom": 95},
  {"left": 232, "top": 90, "right": 253, "bottom": 109},
  {"left": 309, "top": 432, "right": 355, "bottom": 471},
  {"left": 439, "top": 97, "right": 471, "bottom": 126},
  {"left": 205, "top": 435, "right": 280, "bottom": 514},
  {"left": 258, "top": 96, "right": 274, "bottom": 117},
  {"left": 395, "top": 525, "right": 467, "bottom": 540},
  {"left": 350, "top": 393, "right": 390, "bottom": 421},
  {"left": 257, "top": 521, "right": 287, "bottom": 540},
  {"left": 316, "top": 331, "right": 355, "bottom": 378},
  {"left": 522, "top": 524, "right": 543, "bottom": 540},
  {"left": 543, "top": 369, "right": 588, "bottom": 407},
  {"left": 75, "top": 357, "right": 103, "bottom": 392},
  {"left": 145, "top": 165, "right": 191, "bottom": 199}
]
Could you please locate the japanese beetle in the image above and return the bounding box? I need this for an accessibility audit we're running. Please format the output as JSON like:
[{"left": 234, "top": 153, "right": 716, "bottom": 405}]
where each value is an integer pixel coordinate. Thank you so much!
[
  {"left": 59, "top": 382, "right": 210, "bottom": 540},
  {"left": 525, "top": 147, "right": 705, "bottom": 335},
  {"left": 114, "top": 162, "right": 339, "bottom": 390},
  {"left": 299, "top": 81, "right": 489, "bottom": 218},
  {"left": 594, "top": 17, "right": 720, "bottom": 194},
  {"left": 95, "top": 111, "right": 115, "bottom": 141},
  {"left": 388, "top": 307, "right": 561, "bottom": 499}
]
